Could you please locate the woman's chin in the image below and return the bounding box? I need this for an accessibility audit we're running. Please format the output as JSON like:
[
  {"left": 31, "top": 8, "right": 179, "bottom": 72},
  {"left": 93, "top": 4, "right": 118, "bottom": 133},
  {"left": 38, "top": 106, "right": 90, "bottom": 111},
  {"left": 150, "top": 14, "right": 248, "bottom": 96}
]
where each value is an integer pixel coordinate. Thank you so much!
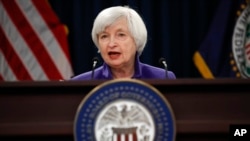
[{"left": 109, "top": 63, "right": 124, "bottom": 69}]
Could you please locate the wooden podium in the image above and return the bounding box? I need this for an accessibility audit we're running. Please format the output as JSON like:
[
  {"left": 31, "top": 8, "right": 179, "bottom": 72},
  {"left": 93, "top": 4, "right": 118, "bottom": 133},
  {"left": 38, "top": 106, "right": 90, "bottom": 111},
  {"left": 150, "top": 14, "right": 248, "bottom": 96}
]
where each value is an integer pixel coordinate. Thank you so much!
[{"left": 0, "top": 78, "right": 250, "bottom": 141}]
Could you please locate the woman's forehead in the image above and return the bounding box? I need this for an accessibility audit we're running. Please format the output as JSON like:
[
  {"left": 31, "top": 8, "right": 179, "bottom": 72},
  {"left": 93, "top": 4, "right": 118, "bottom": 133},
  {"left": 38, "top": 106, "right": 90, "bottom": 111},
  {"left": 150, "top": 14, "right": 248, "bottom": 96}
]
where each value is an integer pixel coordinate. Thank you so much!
[{"left": 99, "top": 17, "right": 129, "bottom": 33}]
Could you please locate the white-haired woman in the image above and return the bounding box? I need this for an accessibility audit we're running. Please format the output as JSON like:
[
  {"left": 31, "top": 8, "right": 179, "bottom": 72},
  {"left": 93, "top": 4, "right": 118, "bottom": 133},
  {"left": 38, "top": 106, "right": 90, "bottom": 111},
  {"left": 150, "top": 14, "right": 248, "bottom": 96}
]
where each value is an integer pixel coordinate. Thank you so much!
[{"left": 71, "top": 6, "right": 176, "bottom": 80}]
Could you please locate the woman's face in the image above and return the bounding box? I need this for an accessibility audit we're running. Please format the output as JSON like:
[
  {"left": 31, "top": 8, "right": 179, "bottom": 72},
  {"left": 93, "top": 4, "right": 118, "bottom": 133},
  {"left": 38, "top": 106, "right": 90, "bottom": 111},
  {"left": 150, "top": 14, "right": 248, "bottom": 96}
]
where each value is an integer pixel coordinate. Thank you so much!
[{"left": 97, "top": 17, "right": 137, "bottom": 69}]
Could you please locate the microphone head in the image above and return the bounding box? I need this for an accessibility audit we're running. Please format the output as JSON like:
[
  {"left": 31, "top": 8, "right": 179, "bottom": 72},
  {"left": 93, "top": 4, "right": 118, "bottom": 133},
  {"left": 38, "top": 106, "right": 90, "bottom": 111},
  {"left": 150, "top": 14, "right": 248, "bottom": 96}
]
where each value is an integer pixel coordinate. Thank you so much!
[
  {"left": 159, "top": 57, "right": 168, "bottom": 78},
  {"left": 159, "top": 57, "right": 166, "bottom": 64},
  {"left": 92, "top": 57, "right": 99, "bottom": 62}
]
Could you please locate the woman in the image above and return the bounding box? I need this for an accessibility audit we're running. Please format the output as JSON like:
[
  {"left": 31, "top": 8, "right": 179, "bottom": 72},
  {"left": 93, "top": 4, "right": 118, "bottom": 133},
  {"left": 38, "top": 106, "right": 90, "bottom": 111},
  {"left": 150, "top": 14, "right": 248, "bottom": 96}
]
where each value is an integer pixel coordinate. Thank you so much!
[{"left": 71, "top": 6, "right": 176, "bottom": 80}]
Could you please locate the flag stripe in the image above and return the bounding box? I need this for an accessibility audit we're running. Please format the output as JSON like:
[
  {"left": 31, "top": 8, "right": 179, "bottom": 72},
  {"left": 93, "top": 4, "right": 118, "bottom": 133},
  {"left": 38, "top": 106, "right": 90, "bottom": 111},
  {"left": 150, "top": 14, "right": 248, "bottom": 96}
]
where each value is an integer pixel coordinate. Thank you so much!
[
  {"left": 32, "top": 0, "right": 71, "bottom": 60},
  {"left": 16, "top": 0, "right": 66, "bottom": 79},
  {"left": 18, "top": 0, "right": 73, "bottom": 79},
  {"left": 0, "top": 0, "right": 73, "bottom": 81},
  {"left": 0, "top": 27, "right": 32, "bottom": 80},
  {"left": 0, "top": 51, "right": 17, "bottom": 81},
  {"left": 0, "top": 0, "right": 48, "bottom": 80},
  {"left": 2, "top": 0, "right": 63, "bottom": 79}
]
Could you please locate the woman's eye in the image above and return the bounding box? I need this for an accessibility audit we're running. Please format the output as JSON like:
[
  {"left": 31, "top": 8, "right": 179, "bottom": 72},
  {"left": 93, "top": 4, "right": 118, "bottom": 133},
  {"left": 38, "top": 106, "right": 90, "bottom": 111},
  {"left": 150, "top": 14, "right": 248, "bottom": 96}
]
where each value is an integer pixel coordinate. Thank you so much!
[
  {"left": 118, "top": 33, "right": 125, "bottom": 36},
  {"left": 117, "top": 33, "right": 127, "bottom": 40},
  {"left": 100, "top": 35, "right": 107, "bottom": 39}
]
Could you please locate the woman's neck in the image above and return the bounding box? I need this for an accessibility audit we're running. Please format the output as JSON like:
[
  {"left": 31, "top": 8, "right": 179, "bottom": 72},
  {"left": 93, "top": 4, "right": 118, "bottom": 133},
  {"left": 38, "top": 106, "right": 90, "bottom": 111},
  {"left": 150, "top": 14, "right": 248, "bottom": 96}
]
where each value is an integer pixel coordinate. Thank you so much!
[{"left": 111, "top": 65, "right": 134, "bottom": 79}]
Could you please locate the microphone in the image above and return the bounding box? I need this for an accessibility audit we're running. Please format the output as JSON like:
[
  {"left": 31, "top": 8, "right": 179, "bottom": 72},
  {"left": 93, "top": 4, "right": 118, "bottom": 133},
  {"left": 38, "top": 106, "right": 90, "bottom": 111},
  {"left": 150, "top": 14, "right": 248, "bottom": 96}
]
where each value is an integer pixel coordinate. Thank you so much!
[
  {"left": 159, "top": 57, "right": 168, "bottom": 78},
  {"left": 91, "top": 57, "right": 99, "bottom": 79}
]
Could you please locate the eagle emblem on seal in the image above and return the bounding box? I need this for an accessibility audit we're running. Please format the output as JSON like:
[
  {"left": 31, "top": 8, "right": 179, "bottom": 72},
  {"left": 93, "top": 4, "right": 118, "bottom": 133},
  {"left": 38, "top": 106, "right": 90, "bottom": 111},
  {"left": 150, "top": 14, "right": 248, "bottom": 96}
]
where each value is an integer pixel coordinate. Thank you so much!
[{"left": 95, "top": 101, "right": 155, "bottom": 141}]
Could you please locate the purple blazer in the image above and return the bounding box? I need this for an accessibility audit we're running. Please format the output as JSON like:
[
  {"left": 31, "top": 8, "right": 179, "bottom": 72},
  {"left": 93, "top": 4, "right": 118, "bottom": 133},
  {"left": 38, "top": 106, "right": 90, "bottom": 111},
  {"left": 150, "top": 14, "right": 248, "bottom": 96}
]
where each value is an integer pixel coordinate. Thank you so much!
[{"left": 71, "top": 57, "right": 176, "bottom": 80}]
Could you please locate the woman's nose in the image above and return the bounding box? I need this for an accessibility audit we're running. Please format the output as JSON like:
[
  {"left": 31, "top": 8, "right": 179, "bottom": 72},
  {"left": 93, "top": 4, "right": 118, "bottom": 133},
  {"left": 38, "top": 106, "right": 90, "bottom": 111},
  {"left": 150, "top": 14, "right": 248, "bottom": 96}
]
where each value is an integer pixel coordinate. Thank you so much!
[{"left": 108, "top": 37, "right": 117, "bottom": 47}]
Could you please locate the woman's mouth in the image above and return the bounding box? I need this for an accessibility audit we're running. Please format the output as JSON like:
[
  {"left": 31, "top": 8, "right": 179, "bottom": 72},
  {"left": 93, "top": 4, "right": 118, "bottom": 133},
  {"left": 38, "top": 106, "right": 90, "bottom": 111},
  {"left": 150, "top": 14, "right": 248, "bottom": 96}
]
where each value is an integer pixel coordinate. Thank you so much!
[{"left": 108, "top": 52, "right": 121, "bottom": 59}]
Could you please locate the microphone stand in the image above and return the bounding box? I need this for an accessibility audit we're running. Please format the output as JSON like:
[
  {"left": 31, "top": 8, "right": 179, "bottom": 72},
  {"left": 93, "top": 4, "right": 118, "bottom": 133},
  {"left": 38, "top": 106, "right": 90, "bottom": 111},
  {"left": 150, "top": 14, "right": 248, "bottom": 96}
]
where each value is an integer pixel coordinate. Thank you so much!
[
  {"left": 159, "top": 57, "right": 168, "bottom": 79},
  {"left": 91, "top": 57, "right": 99, "bottom": 79}
]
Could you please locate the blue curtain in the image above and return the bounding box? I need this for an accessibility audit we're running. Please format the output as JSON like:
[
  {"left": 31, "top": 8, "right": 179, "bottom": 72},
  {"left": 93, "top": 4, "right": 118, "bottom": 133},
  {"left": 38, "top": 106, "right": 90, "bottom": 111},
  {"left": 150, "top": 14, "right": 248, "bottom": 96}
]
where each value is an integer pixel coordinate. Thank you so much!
[{"left": 49, "top": 0, "right": 220, "bottom": 78}]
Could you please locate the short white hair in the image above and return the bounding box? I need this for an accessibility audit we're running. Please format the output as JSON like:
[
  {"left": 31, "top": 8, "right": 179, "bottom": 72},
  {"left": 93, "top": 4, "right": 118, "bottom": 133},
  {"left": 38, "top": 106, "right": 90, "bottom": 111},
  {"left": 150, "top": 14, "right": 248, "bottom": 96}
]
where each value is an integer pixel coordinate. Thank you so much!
[{"left": 91, "top": 6, "right": 147, "bottom": 55}]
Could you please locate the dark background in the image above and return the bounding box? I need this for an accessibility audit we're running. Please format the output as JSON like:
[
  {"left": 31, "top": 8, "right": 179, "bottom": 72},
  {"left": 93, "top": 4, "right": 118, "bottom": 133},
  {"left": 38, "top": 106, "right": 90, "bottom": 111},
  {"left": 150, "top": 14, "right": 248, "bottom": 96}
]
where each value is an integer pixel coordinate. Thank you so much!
[{"left": 48, "top": 0, "right": 220, "bottom": 78}]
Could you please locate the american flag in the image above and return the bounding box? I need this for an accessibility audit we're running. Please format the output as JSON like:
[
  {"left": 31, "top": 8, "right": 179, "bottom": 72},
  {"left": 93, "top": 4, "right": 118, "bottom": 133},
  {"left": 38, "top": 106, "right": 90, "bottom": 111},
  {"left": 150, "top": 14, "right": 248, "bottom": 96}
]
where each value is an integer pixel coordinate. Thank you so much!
[{"left": 0, "top": 0, "right": 73, "bottom": 81}]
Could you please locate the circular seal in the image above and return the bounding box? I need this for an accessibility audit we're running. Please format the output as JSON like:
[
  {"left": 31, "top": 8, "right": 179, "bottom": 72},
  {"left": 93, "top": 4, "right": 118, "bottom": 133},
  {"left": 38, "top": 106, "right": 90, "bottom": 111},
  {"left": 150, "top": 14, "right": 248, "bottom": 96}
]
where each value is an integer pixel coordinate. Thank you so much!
[
  {"left": 74, "top": 79, "right": 176, "bottom": 141},
  {"left": 232, "top": 3, "right": 250, "bottom": 78}
]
